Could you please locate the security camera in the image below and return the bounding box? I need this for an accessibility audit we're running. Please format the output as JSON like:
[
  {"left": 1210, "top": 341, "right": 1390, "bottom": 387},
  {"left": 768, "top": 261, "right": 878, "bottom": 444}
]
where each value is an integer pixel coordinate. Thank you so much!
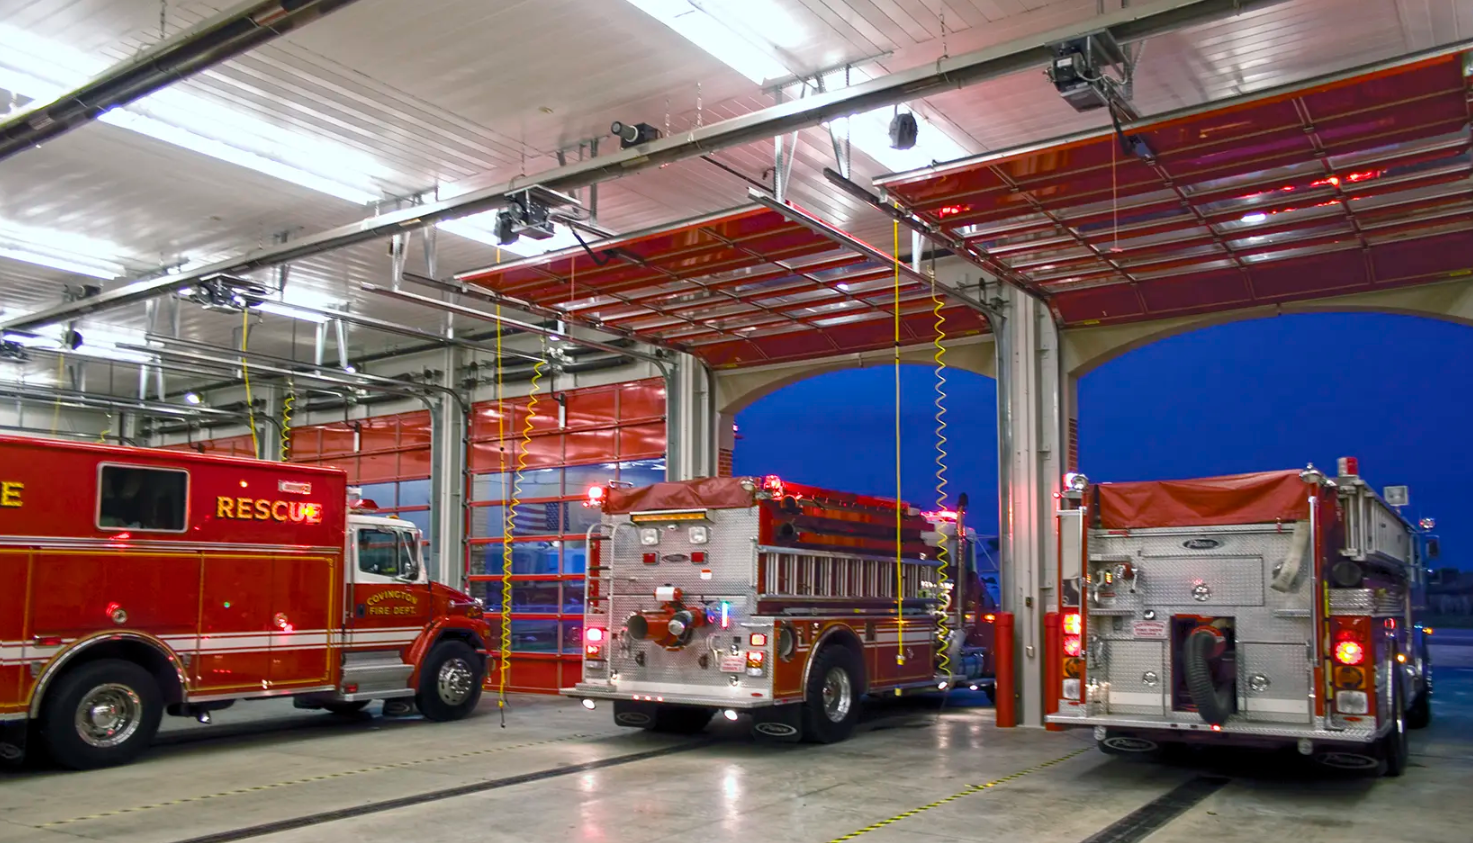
[{"left": 610, "top": 120, "right": 662, "bottom": 149}]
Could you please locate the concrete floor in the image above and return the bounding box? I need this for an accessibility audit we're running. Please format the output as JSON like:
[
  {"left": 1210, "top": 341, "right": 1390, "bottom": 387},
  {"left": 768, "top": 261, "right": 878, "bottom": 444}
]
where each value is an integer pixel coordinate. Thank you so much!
[{"left": 2, "top": 668, "right": 1470, "bottom": 843}]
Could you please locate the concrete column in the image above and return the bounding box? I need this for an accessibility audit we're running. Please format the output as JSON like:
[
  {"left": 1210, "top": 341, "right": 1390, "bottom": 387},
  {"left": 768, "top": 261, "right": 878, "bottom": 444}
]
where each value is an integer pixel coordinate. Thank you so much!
[
  {"left": 434, "top": 343, "right": 468, "bottom": 587},
  {"left": 666, "top": 353, "right": 717, "bottom": 480},
  {"left": 998, "top": 286, "right": 1067, "bottom": 727},
  {"left": 716, "top": 412, "right": 736, "bottom": 477}
]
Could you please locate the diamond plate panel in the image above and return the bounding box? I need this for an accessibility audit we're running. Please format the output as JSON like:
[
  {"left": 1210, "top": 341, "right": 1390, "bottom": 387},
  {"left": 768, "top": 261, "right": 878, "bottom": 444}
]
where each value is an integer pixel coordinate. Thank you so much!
[
  {"left": 600, "top": 509, "right": 764, "bottom": 694},
  {"left": 1102, "top": 640, "right": 1167, "bottom": 716},
  {"left": 1138, "top": 557, "right": 1265, "bottom": 607},
  {"left": 1240, "top": 642, "right": 1312, "bottom": 724},
  {"left": 1330, "top": 589, "right": 1375, "bottom": 614}
]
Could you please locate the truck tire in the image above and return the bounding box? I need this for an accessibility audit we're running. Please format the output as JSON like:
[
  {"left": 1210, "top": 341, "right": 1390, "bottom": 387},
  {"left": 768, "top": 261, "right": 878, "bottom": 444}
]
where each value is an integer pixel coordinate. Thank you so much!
[
  {"left": 323, "top": 701, "right": 371, "bottom": 716},
  {"left": 1381, "top": 679, "right": 1409, "bottom": 777},
  {"left": 802, "top": 645, "right": 862, "bottom": 744},
  {"left": 416, "top": 640, "right": 483, "bottom": 721},
  {"left": 648, "top": 705, "right": 715, "bottom": 734},
  {"left": 39, "top": 659, "right": 162, "bottom": 770},
  {"left": 1183, "top": 628, "right": 1233, "bottom": 727}
]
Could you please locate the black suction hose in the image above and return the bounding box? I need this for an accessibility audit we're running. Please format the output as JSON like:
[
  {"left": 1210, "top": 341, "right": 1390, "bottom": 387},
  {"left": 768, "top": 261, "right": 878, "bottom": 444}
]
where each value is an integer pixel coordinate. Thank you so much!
[{"left": 1184, "top": 627, "right": 1234, "bottom": 726}]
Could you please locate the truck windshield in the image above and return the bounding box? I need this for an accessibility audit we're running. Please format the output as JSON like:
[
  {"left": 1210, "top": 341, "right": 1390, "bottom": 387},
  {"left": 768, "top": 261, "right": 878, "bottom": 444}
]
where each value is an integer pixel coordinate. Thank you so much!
[{"left": 358, "top": 527, "right": 420, "bottom": 580}]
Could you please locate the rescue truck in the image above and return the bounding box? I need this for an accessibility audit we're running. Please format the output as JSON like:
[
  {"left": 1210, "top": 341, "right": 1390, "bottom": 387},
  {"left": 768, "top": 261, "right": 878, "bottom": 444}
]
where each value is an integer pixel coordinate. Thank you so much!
[
  {"left": 0, "top": 436, "right": 492, "bottom": 770},
  {"left": 1047, "top": 459, "right": 1434, "bottom": 776},
  {"left": 564, "top": 475, "right": 997, "bottom": 742}
]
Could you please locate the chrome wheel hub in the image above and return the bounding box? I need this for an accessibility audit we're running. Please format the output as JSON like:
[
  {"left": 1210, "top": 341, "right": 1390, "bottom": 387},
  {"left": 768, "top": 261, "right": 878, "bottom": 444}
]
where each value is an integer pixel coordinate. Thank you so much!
[
  {"left": 75, "top": 683, "right": 142, "bottom": 748},
  {"left": 821, "top": 667, "right": 852, "bottom": 723},
  {"left": 437, "top": 658, "right": 474, "bottom": 706}
]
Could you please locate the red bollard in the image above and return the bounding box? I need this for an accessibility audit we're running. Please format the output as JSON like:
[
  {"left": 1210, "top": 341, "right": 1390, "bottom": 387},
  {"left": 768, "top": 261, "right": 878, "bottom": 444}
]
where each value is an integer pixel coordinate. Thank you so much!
[
  {"left": 994, "top": 611, "right": 1016, "bottom": 727},
  {"left": 1043, "top": 612, "right": 1063, "bottom": 731}
]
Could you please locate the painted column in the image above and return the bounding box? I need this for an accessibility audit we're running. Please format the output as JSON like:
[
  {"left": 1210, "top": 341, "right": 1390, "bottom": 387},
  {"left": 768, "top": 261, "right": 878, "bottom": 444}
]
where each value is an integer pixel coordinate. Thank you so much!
[
  {"left": 998, "top": 286, "right": 1068, "bottom": 727},
  {"left": 666, "top": 353, "right": 718, "bottom": 481}
]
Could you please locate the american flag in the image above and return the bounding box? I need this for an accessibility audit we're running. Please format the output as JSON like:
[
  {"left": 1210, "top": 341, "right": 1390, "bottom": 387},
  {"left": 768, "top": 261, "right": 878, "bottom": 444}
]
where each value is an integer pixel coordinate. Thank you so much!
[{"left": 508, "top": 501, "right": 564, "bottom": 536}]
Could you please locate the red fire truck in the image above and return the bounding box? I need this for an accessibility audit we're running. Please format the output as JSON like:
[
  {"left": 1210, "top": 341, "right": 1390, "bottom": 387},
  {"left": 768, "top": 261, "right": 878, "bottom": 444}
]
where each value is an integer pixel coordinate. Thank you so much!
[
  {"left": 0, "top": 436, "right": 492, "bottom": 770},
  {"left": 564, "top": 476, "right": 997, "bottom": 742},
  {"left": 1048, "top": 459, "right": 1434, "bottom": 776}
]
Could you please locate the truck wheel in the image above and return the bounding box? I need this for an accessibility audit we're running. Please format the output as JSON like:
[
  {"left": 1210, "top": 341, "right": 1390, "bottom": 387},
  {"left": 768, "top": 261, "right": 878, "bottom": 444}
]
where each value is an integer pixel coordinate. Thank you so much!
[
  {"left": 1381, "top": 680, "right": 1409, "bottom": 777},
  {"left": 40, "top": 659, "right": 162, "bottom": 770},
  {"left": 649, "top": 705, "right": 715, "bottom": 734},
  {"left": 1407, "top": 657, "right": 1432, "bottom": 730},
  {"left": 416, "top": 640, "right": 483, "bottom": 721},
  {"left": 323, "top": 701, "right": 371, "bottom": 716},
  {"left": 802, "top": 646, "right": 862, "bottom": 744}
]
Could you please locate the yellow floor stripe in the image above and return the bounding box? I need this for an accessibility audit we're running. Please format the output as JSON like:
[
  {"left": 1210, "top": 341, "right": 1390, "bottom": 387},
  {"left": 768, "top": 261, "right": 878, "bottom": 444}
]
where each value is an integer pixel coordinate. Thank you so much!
[
  {"left": 825, "top": 748, "right": 1090, "bottom": 842},
  {"left": 34, "top": 731, "right": 624, "bottom": 828}
]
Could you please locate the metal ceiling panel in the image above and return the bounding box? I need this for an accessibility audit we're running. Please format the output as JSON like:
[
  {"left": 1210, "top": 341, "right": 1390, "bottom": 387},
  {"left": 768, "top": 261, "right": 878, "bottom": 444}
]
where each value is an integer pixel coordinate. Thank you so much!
[{"left": 879, "top": 50, "right": 1473, "bottom": 327}]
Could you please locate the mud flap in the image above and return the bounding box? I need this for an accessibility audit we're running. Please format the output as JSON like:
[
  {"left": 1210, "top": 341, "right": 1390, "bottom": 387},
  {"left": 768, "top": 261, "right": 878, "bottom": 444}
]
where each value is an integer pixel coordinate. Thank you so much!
[
  {"left": 750, "top": 703, "right": 804, "bottom": 743},
  {"left": 0, "top": 719, "right": 26, "bottom": 765},
  {"left": 612, "top": 700, "right": 657, "bottom": 729}
]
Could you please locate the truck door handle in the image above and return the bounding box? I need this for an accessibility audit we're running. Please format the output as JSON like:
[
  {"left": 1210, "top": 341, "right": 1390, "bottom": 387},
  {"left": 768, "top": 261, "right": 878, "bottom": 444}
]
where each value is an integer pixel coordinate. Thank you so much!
[{"left": 355, "top": 604, "right": 366, "bottom": 618}]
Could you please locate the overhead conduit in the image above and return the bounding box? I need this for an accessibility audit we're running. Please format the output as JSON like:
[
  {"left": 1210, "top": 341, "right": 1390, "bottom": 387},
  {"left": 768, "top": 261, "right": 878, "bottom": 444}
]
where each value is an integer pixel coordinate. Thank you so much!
[
  {"left": 0, "top": 0, "right": 1296, "bottom": 335},
  {"left": 0, "top": 0, "right": 364, "bottom": 162}
]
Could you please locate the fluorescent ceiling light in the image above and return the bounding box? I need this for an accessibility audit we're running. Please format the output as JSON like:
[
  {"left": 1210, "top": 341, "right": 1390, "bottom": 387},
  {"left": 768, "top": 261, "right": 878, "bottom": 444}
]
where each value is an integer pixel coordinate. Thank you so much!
[
  {"left": 0, "top": 219, "right": 132, "bottom": 279},
  {"left": 623, "top": 0, "right": 788, "bottom": 84},
  {"left": 616, "top": 5, "right": 971, "bottom": 170},
  {"left": 254, "top": 301, "right": 331, "bottom": 323},
  {"left": 0, "top": 25, "right": 385, "bottom": 205}
]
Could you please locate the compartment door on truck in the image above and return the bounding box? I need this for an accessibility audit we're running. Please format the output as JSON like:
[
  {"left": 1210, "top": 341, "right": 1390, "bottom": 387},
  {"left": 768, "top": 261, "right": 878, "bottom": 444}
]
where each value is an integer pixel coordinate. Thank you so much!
[{"left": 347, "top": 525, "right": 431, "bottom": 654}]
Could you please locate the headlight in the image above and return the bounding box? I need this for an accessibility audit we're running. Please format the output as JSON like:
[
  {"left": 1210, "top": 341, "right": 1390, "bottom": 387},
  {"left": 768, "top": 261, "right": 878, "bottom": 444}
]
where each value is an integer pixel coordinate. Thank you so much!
[
  {"left": 639, "top": 527, "right": 660, "bottom": 546},
  {"left": 1063, "top": 472, "right": 1089, "bottom": 492},
  {"left": 688, "top": 525, "right": 709, "bottom": 544}
]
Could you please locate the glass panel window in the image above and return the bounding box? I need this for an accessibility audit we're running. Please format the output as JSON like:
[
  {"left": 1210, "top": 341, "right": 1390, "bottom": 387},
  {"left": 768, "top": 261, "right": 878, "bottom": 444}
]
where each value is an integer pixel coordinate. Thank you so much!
[
  {"left": 398, "top": 479, "right": 431, "bottom": 508},
  {"left": 564, "top": 463, "right": 618, "bottom": 496},
  {"left": 471, "top": 472, "right": 510, "bottom": 503},
  {"left": 560, "top": 620, "right": 586, "bottom": 654},
  {"left": 358, "top": 482, "right": 397, "bottom": 509},
  {"left": 562, "top": 540, "right": 589, "bottom": 575},
  {"left": 97, "top": 465, "right": 188, "bottom": 532},
  {"left": 617, "top": 459, "right": 665, "bottom": 489},
  {"left": 513, "top": 468, "right": 563, "bottom": 500},
  {"left": 470, "top": 506, "right": 506, "bottom": 539},
  {"left": 478, "top": 541, "right": 560, "bottom": 576},
  {"left": 509, "top": 501, "right": 564, "bottom": 537},
  {"left": 509, "top": 619, "right": 559, "bottom": 653},
  {"left": 562, "top": 580, "right": 586, "bottom": 614},
  {"left": 566, "top": 500, "right": 602, "bottom": 537},
  {"left": 511, "top": 581, "right": 560, "bottom": 613}
]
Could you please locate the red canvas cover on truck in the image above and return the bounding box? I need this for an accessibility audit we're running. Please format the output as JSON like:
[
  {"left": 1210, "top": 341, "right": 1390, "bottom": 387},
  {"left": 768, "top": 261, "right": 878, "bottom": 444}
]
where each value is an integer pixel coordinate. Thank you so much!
[
  {"left": 604, "top": 477, "right": 756, "bottom": 514},
  {"left": 1096, "top": 469, "right": 1310, "bottom": 529}
]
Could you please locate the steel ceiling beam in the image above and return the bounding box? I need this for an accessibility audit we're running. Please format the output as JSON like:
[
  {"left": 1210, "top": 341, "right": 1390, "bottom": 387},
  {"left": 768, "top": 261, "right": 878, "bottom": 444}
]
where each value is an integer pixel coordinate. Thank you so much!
[
  {"left": 0, "top": 0, "right": 364, "bottom": 162},
  {"left": 0, "top": 0, "right": 1290, "bottom": 335}
]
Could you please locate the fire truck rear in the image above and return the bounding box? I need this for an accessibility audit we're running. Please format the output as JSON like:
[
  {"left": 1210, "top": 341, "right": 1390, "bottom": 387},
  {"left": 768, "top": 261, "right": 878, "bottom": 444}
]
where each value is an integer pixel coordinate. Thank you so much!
[
  {"left": 564, "top": 476, "right": 997, "bottom": 742},
  {"left": 1048, "top": 459, "right": 1434, "bottom": 775},
  {"left": 0, "top": 436, "right": 492, "bottom": 770}
]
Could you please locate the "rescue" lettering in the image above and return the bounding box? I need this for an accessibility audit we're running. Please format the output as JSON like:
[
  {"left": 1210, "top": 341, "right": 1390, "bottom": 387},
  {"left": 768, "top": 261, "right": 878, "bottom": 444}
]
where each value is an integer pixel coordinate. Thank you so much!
[
  {"left": 216, "top": 496, "right": 322, "bottom": 524},
  {"left": 0, "top": 481, "right": 21, "bottom": 508}
]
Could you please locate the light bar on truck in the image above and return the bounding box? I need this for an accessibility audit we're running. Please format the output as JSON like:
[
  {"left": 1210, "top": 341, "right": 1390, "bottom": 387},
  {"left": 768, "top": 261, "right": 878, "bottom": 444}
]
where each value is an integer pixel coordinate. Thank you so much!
[{"left": 630, "top": 509, "right": 708, "bottom": 523}]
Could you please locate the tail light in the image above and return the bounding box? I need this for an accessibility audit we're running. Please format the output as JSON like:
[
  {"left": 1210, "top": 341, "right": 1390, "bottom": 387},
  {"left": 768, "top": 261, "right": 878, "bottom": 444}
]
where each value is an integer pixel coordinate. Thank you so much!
[
  {"left": 586, "top": 627, "right": 605, "bottom": 644},
  {"left": 749, "top": 633, "right": 767, "bottom": 647},
  {"left": 1333, "top": 639, "right": 1364, "bottom": 666},
  {"left": 745, "top": 650, "right": 766, "bottom": 676},
  {"left": 1062, "top": 611, "right": 1082, "bottom": 656},
  {"left": 585, "top": 485, "right": 605, "bottom": 507},
  {"left": 1330, "top": 616, "right": 1373, "bottom": 716}
]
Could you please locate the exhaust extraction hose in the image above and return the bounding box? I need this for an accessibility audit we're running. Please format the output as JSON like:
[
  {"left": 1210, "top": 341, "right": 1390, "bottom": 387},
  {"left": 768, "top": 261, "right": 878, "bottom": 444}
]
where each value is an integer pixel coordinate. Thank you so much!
[{"left": 1184, "top": 627, "right": 1234, "bottom": 726}]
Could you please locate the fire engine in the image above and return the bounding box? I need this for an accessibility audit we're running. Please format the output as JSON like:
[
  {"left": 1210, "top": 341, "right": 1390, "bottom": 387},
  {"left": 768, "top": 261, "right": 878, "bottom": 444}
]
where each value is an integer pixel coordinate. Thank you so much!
[
  {"left": 564, "top": 476, "right": 997, "bottom": 742},
  {"left": 0, "top": 436, "right": 492, "bottom": 770},
  {"left": 1047, "top": 458, "right": 1435, "bottom": 776}
]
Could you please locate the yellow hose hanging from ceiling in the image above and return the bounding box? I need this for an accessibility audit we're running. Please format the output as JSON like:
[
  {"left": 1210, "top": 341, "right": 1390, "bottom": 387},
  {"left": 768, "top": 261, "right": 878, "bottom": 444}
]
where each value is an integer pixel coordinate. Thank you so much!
[
  {"left": 932, "top": 262, "right": 952, "bottom": 686},
  {"left": 500, "top": 337, "right": 547, "bottom": 723},
  {"left": 494, "top": 262, "right": 515, "bottom": 725},
  {"left": 279, "top": 379, "right": 295, "bottom": 461},
  {"left": 893, "top": 217, "right": 905, "bottom": 691}
]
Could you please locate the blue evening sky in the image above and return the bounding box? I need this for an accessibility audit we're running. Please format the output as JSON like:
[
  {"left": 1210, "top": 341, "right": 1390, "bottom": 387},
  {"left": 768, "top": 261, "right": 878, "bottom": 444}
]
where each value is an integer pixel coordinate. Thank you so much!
[{"left": 732, "top": 313, "right": 1468, "bottom": 568}]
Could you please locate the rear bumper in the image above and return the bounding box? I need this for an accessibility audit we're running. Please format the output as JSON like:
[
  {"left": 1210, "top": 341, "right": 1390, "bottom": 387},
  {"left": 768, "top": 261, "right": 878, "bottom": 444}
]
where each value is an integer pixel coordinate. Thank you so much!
[
  {"left": 1047, "top": 711, "right": 1383, "bottom": 745},
  {"left": 561, "top": 683, "right": 790, "bottom": 709}
]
